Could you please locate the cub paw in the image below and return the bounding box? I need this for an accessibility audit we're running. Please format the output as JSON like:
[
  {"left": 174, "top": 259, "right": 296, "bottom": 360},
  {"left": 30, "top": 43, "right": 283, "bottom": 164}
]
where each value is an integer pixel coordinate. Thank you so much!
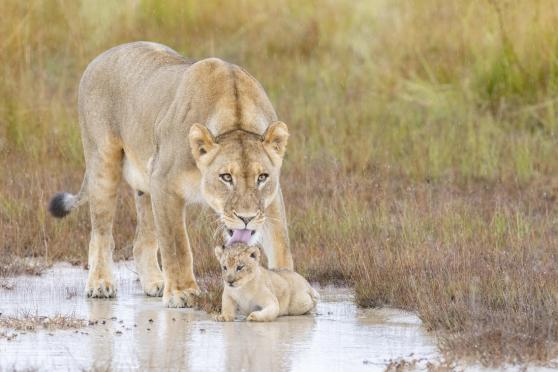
[
  {"left": 86, "top": 279, "right": 117, "bottom": 298},
  {"left": 214, "top": 314, "right": 235, "bottom": 322},
  {"left": 247, "top": 312, "right": 266, "bottom": 322},
  {"left": 142, "top": 280, "right": 164, "bottom": 297},
  {"left": 163, "top": 287, "right": 200, "bottom": 308}
]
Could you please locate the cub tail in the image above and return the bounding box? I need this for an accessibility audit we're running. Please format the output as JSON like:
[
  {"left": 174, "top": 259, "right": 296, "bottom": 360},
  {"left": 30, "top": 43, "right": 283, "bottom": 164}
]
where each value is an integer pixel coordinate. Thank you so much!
[{"left": 309, "top": 287, "right": 320, "bottom": 307}]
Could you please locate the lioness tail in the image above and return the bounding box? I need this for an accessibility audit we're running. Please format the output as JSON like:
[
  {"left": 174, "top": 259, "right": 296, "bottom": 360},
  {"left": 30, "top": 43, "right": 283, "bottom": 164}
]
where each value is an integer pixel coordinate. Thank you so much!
[{"left": 48, "top": 176, "right": 88, "bottom": 218}]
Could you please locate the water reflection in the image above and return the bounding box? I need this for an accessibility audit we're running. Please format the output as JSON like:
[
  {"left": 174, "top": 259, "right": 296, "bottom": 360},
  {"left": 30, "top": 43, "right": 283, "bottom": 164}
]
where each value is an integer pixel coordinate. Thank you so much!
[
  {"left": 221, "top": 316, "right": 315, "bottom": 371},
  {"left": 0, "top": 263, "right": 439, "bottom": 371},
  {"left": 87, "top": 298, "right": 115, "bottom": 369}
]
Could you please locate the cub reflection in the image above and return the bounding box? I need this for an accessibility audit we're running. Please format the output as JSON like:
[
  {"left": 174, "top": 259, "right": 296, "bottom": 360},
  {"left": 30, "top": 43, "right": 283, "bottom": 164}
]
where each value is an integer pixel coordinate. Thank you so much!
[{"left": 222, "top": 317, "right": 315, "bottom": 371}]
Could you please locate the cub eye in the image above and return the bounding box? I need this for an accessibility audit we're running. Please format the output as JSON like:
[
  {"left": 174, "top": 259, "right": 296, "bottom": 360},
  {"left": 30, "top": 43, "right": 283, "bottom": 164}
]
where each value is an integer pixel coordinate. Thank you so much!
[
  {"left": 257, "top": 173, "right": 269, "bottom": 184},
  {"left": 222, "top": 266, "right": 227, "bottom": 271},
  {"left": 220, "top": 173, "right": 233, "bottom": 183},
  {"left": 236, "top": 265, "right": 244, "bottom": 272}
]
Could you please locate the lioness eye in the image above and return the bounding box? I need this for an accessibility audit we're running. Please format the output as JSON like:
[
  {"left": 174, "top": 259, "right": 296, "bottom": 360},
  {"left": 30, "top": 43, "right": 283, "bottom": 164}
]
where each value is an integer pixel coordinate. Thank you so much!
[
  {"left": 222, "top": 266, "right": 227, "bottom": 271},
  {"left": 220, "top": 173, "right": 233, "bottom": 183},
  {"left": 257, "top": 173, "right": 269, "bottom": 184},
  {"left": 236, "top": 265, "right": 244, "bottom": 272}
]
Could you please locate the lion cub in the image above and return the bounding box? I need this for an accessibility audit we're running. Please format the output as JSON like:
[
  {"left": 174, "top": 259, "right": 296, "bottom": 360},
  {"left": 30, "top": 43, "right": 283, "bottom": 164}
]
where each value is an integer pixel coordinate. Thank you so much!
[{"left": 214, "top": 243, "right": 319, "bottom": 322}]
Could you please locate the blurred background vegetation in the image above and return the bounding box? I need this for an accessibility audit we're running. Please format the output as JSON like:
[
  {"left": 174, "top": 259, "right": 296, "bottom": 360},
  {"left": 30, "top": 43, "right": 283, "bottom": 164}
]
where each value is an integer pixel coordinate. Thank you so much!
[
  {"left": 3, "top": 0, "right": 558, "bottom": 180},
  {"left": 2, "top": 0, "right": 558, "bottom": 366}
]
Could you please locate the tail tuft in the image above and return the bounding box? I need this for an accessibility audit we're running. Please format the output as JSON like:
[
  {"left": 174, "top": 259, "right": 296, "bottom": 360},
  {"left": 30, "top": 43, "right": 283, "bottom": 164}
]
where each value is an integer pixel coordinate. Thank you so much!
[{"left": 48, "top": 192, "right": 76, "bottom": 218}]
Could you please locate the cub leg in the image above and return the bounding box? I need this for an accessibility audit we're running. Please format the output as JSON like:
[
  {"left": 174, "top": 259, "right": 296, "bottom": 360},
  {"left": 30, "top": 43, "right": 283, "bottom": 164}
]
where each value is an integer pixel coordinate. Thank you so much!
[
  {"left": 133, "top": 192, "right": 164, "bottom": 297},
  {"left": 247, "top": 296, "right": 280, "bottom": 322},
  {"left": 288, "top": 289, "right": 318, "bottom": 315},
  {"left": 85, "top": 143, "right": 122, "bottom": 298},
  {"left": 151, "top": 184, "right": 200, "bottom": 308},
  {"left": 215, "top": 293, "right": 236, "bottom": 322}
]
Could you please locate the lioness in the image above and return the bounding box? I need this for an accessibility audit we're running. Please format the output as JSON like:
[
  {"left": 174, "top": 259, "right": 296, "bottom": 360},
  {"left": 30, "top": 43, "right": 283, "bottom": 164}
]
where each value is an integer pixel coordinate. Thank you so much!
[
  {"left": 48, "top": 42, "right": 293, "bottom": 308},
  {"left": 214, "top": 243, "right": 319, "bottom": 322}
]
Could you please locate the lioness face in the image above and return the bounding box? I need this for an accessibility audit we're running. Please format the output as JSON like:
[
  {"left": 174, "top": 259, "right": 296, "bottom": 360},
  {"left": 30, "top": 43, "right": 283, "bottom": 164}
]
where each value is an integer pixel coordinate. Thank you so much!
[
  {"left": 214, "top": 244, "right": 261, "bottom": 288},
  {"left": 189, "top": 122, "right": 289, "bottom": 244}
]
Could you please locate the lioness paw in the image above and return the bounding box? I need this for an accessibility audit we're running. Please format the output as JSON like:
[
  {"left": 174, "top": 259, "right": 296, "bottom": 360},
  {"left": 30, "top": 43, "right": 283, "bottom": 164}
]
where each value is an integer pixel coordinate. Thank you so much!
[
  {"left": 143, "top": 280, "right": 164, "bottom": 297},
  {"left": 215, "top": 314, "right": 235, "bottom": 322},
  {"left": 163, "top": 287, "right": 200, "bottom": 308},
  {"left": 86, "top": 279, "right": 117, "bottom": 299}
]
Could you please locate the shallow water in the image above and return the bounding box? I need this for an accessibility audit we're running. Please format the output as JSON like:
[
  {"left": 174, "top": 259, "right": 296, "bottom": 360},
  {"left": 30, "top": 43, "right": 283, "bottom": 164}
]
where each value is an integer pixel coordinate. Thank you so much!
[{"left": 0, "top": 263, "right": 439, "bottom": 371}]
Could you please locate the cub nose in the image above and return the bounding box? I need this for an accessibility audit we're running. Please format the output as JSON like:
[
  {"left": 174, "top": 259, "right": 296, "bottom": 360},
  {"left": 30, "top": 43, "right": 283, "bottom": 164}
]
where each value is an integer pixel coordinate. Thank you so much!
[{"left": 234, "top": 212, "right": 255, "bottom": 226}]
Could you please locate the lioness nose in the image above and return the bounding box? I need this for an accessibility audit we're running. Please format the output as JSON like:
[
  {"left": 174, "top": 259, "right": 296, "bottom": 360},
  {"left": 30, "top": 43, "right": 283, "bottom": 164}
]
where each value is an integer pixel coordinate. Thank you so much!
[{"left": 235, "top": 212, "right": 255, "bottom": 226}]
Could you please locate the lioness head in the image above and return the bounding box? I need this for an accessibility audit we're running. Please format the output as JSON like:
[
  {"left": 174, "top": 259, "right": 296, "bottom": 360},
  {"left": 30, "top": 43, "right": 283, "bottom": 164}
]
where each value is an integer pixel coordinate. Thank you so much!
[
  {"left": 214, "top": 243, "right": 261, "bottom": 288},
  {"left": 189, "top": 122, "right": 288, "bottom": 245}
]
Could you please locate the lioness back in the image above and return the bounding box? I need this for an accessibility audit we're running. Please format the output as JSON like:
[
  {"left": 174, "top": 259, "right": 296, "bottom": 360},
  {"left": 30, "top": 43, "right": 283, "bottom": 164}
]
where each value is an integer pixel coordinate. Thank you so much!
[{"left": 76, "top": 41, "right": 280, "bottom": 198}]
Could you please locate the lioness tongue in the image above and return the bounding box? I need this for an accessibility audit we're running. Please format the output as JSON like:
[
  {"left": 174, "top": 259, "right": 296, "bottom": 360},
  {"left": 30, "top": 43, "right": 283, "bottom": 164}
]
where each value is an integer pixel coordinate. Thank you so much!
[{"left": 228, "top": 229, "right": 252, "bottom": 245}]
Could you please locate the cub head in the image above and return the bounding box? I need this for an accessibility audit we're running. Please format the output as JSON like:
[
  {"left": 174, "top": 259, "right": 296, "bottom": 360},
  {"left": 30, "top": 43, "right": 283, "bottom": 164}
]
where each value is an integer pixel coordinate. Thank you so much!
[
  {"left": 189, "top": 122, "right": 289, "bottom": 245},
  {"left": 214, "top": 243, "right": 261, "bottom": 288}
]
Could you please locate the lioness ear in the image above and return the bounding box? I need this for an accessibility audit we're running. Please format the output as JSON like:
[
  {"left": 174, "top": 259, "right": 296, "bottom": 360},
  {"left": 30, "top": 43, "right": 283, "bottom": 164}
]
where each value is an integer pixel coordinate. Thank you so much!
[
  {"left": 214, "top": 245, "right": 224, "bottom": 260},
  {"left": 263, "top": 121, "right": 289, "bottom": 158},
  {"left": 189, "top": 123, "right": 217, "bottom": 162},
  {"left": 248, "top": 246, "right": 261, "bottom": 263}
]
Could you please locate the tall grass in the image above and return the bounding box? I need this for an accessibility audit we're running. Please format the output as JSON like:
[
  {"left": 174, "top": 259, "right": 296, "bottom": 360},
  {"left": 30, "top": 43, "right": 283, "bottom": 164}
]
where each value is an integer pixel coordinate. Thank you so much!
[{"left": 2, "top": 0, "right": 558, "bottom": 366}]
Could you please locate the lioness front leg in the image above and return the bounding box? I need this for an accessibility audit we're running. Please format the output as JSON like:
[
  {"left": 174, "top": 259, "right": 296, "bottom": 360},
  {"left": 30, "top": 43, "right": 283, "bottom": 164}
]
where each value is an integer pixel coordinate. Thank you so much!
[
  {"left": 151, "top": 186, "right": 200, "bottom": 308},
  {"left": 262, "top": 189, "right": 293, "bottom": 270},
  {"left": 215, "top": 294, "right": 236, "bottom": 322}
]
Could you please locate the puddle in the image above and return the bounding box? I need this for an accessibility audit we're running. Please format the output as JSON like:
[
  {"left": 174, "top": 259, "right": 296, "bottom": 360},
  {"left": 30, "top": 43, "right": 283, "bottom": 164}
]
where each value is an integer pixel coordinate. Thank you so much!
[{"left": 0, "top": 262, "right": 439, "bottom": 371}]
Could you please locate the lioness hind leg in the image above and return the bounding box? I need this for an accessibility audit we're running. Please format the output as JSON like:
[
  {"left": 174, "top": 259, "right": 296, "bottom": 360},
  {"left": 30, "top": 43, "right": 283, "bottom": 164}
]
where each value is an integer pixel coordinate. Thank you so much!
[
  {"left": 85, "top": 143, "right": 122, "bottom": 299},
  {"left": 133, "top": 192, "right": 164, "bottom": 297}
]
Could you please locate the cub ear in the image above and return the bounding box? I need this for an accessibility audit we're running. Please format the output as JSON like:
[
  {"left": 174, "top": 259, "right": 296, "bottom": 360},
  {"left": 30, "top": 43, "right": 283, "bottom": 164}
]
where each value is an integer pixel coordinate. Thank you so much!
[
  {"left": 263, "top": 121, "right": 289, "bottom": 158},
  {"left": 189, "top": 123, "right": 217, "bottom": 162},
  {"left": 214, "top": 245, "right": 225, "bottom": 260},
  {"left": 248, "top": 246, "right": 261, "bottom": 263}
]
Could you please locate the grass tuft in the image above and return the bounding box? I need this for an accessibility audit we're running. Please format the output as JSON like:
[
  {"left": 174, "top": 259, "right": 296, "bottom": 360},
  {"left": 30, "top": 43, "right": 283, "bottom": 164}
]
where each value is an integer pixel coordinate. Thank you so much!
[{"left": 0, "top": 313, "right": 87, "bottom": 332}]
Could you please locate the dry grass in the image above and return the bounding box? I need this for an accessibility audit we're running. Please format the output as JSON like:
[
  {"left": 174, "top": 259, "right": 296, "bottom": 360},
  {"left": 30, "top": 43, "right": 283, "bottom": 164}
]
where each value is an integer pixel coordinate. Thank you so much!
[
  {"left": 347, "top": 181, "right": 558, "bottom": 365},
  {"left": 0, "top": 279, "right": 15, "bottom": 291},
  {"left": 2, "top": 0, "right": 558, "bottom": 366},
  {"left": 0, "top": 256, "right": 48, "bottom": 277},
  {"left": 191, "top": 273, "right": 224, "bottom": 315},
  {"left": 0, "top": 313, "right": 87, "bottom": 332}
]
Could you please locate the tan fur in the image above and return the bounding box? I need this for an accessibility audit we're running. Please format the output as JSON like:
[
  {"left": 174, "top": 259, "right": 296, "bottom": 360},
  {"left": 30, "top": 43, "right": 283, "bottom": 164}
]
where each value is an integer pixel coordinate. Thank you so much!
[
  {"left": 214, "top": 244, "right": 319, "bottom": 322},
  {"left": 52, "top": 42, "right": 293, "bottom": 307}
]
